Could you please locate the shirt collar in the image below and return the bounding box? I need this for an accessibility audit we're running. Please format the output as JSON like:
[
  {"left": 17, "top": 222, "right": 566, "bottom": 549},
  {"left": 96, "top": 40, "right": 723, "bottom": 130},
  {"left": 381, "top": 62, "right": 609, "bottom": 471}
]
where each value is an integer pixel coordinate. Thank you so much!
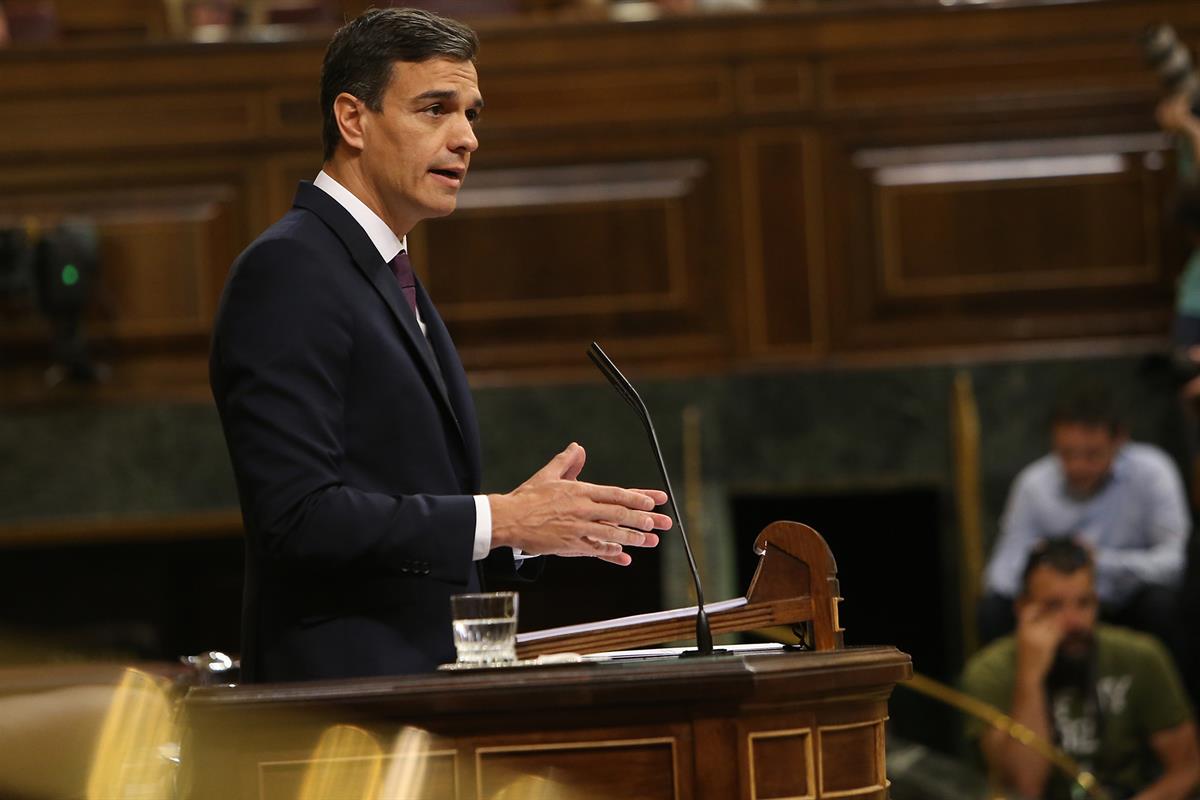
[
  {"left": 1057, "top": 443, "right": 1129, "bottom": 499},
  {"left": 313, "top": 170, "right": 406, "bottom": 262}
]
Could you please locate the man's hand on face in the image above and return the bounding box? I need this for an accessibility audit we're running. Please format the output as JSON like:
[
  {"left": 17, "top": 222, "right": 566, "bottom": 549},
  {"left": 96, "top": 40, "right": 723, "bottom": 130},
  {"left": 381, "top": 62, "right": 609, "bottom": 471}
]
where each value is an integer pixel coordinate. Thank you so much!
[
  {"left": 488, "top": 443, "right": 673, "bottom": 566},
  {"left": 1015, "top": 601, "right": 1064, "bottom": 682}
]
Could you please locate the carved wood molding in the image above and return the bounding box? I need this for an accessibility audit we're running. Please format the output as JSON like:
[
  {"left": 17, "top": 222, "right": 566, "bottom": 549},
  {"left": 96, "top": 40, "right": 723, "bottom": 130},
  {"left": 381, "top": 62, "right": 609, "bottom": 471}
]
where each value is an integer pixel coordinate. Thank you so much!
[{"left": 0, "top": 509, "right": 242, "bottom": 548}]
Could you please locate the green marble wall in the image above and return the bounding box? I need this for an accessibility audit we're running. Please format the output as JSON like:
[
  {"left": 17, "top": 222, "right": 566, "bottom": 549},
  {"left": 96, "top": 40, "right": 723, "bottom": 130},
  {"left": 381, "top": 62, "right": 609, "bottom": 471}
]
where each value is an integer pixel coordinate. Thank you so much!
[
  {"left": 0, "top": 353, "right": 1188, "bottom": 627},
  {"left": 0, "top": 403, "right": 232, "bottom": 522}
]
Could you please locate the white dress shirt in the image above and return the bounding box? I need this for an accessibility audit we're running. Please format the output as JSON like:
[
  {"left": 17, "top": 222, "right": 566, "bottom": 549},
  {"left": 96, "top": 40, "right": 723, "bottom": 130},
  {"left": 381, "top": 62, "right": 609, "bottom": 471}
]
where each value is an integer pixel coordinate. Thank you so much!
[
  {"left": 313, "top": 170, "right": 493, "bottom": 561},
  {"left": 985, "top": 442, "right": 1189, "bottom": 604}
]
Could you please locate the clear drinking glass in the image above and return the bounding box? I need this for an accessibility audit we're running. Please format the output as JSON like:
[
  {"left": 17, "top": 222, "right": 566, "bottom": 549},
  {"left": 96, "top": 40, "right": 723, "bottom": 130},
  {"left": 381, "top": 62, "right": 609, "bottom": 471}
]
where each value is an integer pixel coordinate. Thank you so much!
[{"left": 450, "top": 592, "right": 518, "bottom": 666}]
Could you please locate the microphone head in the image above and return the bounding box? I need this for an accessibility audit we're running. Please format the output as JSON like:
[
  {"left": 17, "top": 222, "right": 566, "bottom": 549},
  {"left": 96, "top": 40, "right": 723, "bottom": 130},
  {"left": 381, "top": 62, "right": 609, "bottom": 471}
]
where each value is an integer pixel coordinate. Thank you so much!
[{"left": 588, "top": 342, "right": 643, "bottom": 413}]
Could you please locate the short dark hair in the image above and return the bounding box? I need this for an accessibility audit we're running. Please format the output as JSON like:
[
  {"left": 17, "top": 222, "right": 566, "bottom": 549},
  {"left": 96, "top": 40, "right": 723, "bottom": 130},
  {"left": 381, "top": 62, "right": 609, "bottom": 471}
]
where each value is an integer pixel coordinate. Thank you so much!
[
  {"left": 1048, "top": 382, "right": 1124, "bottom": 436},
  {"left": 1020, "top": 538, "right": 1092, "bottom": 594},
  {"left": 319, "top": 8, "right": 479, "bottom": 161}
]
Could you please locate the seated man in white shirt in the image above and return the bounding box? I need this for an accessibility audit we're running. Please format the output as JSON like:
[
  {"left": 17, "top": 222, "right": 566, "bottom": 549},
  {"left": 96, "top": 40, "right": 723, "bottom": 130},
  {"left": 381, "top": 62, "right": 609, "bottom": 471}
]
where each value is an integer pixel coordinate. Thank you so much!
[{"left": 979, "top": 385, "right": 1190, "bottom": 657}]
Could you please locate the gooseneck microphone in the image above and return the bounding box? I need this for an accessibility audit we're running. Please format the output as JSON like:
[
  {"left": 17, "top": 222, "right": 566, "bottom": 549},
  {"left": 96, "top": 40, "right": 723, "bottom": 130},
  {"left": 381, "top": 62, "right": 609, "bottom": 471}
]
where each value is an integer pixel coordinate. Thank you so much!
[{"left": 587, "top": 342, "right": 716, "bottom": 656}]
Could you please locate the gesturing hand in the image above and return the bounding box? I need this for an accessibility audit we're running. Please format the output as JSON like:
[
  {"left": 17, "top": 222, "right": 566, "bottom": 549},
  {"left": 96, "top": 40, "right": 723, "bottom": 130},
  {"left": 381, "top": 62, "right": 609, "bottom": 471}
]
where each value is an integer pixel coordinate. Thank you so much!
[
  {"left": 488, "top": 443, "right": 672, "bottom": 566},
  {"left": 1015, "top": 602, "right": 1063, "bottom": 682}
]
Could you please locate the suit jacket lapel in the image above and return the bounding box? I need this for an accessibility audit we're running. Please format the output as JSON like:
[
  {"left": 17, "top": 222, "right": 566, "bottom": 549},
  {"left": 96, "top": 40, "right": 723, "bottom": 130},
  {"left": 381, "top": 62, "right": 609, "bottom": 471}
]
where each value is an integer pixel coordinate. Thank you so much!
[
  {"left": 417, "top": 278, "right": 482, "bottom": 491},
  {"left": 291, "top": 182, "right": 465, "bottom": 452}
]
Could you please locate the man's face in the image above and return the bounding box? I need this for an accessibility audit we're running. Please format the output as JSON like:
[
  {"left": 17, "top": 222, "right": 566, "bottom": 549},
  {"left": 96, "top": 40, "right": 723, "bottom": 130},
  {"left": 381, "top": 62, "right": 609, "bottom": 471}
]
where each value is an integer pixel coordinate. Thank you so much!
[
  {"left": 357, "top": 57, "right": 481, "bottom": 232},
  {"left": 1021, "top": 565, "right": 1099, "bottom": 661},
  {"left": 1051, "top": 422, "right": 1121, "bottom": 498}
]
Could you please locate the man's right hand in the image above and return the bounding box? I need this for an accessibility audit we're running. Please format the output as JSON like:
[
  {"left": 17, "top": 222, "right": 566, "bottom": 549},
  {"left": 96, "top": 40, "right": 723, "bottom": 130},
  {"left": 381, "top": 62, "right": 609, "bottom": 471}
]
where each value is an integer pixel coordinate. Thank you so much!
[
  {"left": 1157, "top": 92, "right": 1200, "bottom": 137},
  {"left": 488, "top": 443, "right": 673, "bottom": 567},
  {"left": 1015, "top": 601, "right": 1062, "bottom": 682}
]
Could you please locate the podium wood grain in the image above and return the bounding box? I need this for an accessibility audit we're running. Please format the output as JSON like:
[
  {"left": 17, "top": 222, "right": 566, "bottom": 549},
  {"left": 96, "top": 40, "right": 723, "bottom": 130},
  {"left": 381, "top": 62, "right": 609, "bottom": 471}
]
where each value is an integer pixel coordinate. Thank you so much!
[{"left": 182, "top": 647, "right": 911, "bottom": 800}]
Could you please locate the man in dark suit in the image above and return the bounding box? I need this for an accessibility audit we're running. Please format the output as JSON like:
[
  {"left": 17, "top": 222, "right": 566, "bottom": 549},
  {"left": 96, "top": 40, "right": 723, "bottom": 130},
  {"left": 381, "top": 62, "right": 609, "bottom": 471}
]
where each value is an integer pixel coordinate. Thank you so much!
[{"left": 210, "top": 8, "right": 672, "bottom": 683}]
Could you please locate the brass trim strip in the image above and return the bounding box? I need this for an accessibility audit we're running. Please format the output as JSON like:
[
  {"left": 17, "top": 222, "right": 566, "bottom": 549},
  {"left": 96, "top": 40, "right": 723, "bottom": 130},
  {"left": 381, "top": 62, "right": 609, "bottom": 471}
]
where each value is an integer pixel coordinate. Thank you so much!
[
  {"left": 747, "top": 726, "right": 815, "bottom": 800},
  {"left": 951, "top": 370, "right": 984, "bottom": 657},
  {"left": 816, "top": 719, "right": 887, "bottom": 798},
  {"left": 256, "top": 747, "right": 459, "bottom": 800},
  {"left": 474, "top": 736, "right": 679, "bottom": 800}
]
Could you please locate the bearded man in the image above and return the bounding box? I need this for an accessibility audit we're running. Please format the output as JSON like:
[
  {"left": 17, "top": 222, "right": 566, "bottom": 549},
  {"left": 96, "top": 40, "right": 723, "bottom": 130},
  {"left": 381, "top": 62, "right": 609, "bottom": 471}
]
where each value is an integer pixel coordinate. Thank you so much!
[{"left": 962, "top": 539, "right": 1199, "bottom": 799}]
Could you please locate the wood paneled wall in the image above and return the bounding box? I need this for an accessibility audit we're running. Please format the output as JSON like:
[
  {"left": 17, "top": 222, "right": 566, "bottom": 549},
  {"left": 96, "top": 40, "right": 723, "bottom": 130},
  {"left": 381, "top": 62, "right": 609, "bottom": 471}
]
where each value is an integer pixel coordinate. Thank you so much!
[{"left": 2, "top": 0, "right": 1197, "bottom": 401}]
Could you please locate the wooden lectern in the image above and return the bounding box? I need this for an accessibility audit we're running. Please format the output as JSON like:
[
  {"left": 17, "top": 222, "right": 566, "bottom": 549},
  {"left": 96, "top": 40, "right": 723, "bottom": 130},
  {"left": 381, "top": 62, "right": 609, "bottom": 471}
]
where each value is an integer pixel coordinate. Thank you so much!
[{"left": 182, "top": 523, "right": 911, "bottom": 799}]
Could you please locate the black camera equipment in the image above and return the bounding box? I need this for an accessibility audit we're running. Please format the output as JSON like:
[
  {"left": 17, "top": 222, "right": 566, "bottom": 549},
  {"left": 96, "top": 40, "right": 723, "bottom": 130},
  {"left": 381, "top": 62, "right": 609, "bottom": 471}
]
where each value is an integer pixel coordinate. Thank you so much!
[
  {"left": 0, "top": 219, "right": 104, "bottom": 384},
  {"left": 1142, "top": 23, "right": 1200, "bottom": 115},
  {"left": 0, "top": 226, "right": 35, "bottom": 306},
  {"left": 33, "top": 220, "right": 102, "bottom": 383}
]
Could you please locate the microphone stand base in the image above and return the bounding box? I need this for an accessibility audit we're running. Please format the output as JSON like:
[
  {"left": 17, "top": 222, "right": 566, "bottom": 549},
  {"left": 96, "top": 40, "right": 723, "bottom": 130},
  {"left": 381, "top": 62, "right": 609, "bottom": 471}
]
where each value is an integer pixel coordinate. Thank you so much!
[{"left": 677, "top": 648, "right": 731, "bottom": 659}]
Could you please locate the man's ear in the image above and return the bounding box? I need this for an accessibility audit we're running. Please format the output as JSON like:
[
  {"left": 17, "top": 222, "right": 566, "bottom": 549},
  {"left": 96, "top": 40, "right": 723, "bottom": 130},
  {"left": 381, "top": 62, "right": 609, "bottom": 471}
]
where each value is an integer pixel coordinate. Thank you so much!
[{"left": 333, "top": 93, "right": 367, "bottom": 153}]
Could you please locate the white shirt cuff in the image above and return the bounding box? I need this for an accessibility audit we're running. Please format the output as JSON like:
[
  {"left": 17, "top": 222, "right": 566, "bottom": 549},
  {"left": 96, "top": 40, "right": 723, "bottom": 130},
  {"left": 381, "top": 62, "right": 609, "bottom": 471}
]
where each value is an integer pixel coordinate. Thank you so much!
[
  {"left": 472, "top": 494, "right": 492, "bottom": 561},
  {"left": 472, "top": 495, "right": 529, "bottom": 564}
]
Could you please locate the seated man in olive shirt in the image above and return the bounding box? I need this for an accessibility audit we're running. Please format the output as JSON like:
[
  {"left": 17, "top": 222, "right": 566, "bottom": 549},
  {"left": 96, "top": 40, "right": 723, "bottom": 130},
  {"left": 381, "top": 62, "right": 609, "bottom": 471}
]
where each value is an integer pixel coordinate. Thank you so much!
[{"left": 962, "top": 540, "right": 1199, "bottom": 800}]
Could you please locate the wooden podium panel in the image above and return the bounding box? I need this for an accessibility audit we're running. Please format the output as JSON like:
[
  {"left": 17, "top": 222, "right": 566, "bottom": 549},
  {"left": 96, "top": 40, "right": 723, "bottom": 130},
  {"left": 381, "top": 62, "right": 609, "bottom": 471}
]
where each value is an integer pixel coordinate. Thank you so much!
[
  {"left": 182, "top": 647, "right": 911, "bottom": 800},
  {"left": 5, "top": 0, "right": 1200, "bottom": 401}
]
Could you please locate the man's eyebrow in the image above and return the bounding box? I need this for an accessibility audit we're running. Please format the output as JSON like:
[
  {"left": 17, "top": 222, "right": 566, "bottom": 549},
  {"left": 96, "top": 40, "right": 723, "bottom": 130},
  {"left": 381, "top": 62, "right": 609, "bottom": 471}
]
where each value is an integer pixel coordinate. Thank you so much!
[{"left": 412, "top": 89, "right": 485, "bottom": 109}]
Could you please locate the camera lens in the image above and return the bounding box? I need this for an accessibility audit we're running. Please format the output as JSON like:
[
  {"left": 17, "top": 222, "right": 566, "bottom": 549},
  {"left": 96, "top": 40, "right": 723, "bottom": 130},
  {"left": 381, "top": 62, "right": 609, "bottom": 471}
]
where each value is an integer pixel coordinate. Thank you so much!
[{"left": 1141, "top": 23, "right": 1200, "bottom": 100}]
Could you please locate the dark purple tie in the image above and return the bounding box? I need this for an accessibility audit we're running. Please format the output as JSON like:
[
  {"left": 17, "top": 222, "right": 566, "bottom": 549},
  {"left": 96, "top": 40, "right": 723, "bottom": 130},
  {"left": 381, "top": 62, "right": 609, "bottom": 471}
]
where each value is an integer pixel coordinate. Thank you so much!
[{"left": 388, "top": 251, "right": 418, "bottom": 313}]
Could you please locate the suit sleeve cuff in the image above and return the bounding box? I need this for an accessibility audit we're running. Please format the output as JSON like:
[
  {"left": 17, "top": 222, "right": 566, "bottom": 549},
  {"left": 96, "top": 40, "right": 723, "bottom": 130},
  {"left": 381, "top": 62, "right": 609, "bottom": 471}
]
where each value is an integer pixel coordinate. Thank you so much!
[{"left": 472, "top": 494, "right": 492, "bottom": 561}]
